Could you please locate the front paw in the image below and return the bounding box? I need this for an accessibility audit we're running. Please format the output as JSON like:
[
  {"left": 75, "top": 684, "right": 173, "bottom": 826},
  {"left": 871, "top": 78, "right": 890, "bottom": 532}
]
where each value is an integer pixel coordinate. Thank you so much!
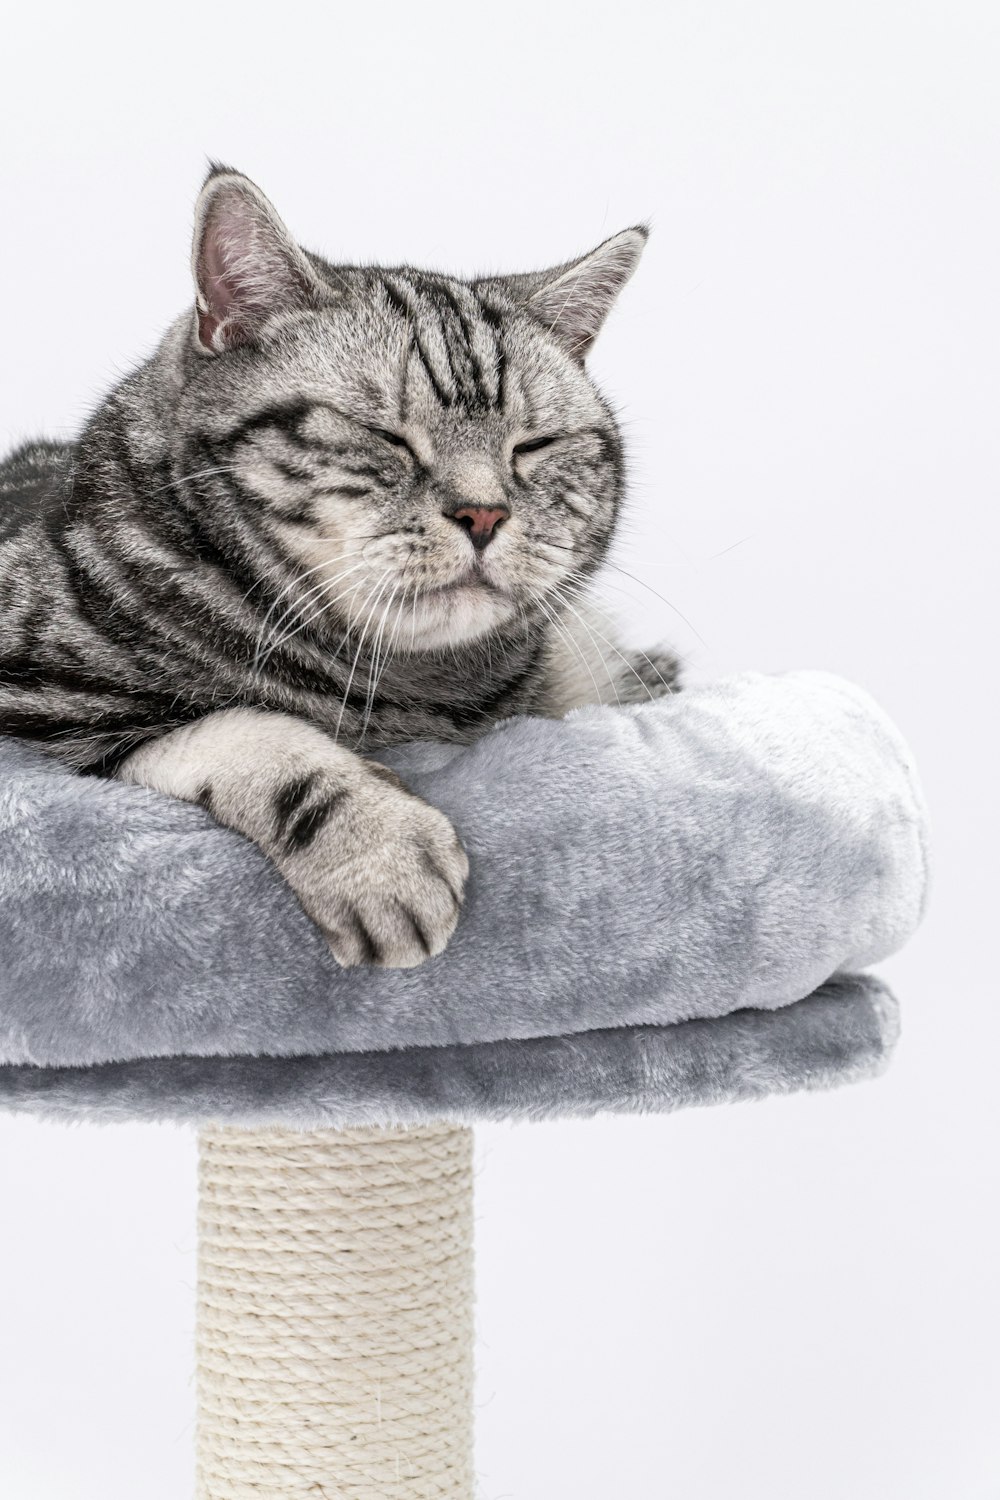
[{"left": 276, "top": 763, "right": 469, "bottom": 969}]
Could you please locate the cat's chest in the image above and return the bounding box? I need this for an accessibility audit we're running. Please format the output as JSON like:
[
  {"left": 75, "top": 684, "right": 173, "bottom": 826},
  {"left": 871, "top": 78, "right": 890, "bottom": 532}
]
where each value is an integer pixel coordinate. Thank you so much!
[{"left": 237, "top": 648, "right": 549, "bottom": 751}]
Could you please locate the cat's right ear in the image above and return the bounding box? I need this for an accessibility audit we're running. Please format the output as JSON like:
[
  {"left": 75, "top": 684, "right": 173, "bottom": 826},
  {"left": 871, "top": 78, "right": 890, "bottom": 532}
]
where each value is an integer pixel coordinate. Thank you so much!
[{"left": 191, "top": 167, "right": 326, "bottom": 354}]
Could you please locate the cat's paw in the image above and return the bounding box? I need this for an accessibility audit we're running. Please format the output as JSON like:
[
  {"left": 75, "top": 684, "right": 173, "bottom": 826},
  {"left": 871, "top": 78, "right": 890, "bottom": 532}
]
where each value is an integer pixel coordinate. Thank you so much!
[
  {"left": 618, "top": 646, "right": 681, "bottom": 703},
  {"left": 276, "top": 762, "right": 468, "bottom": 969}
]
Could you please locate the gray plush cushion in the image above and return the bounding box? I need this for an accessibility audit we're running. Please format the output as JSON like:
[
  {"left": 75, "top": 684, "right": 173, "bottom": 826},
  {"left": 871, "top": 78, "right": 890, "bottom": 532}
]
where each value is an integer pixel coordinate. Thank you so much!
[{"left": 0, "top": 671, "right": 928, "bottom": 1127}]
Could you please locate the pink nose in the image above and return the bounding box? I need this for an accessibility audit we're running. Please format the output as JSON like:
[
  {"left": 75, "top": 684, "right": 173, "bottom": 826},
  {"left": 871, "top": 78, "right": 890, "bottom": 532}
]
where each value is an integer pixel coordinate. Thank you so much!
[{"left": 447, "top": 505, "right": 510, "bottom": 551}]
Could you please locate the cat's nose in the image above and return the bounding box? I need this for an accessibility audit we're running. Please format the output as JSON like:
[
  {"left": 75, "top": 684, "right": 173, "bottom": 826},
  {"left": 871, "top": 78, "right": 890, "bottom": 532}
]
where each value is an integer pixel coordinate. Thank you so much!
[{"left": 444, "top": 504, "right": 510, "bottom": 551}]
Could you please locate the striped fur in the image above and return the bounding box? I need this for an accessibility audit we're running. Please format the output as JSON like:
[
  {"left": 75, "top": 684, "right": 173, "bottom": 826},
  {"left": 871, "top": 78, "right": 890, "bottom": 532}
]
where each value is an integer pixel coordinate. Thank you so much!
[{"left": 0, "top": 169, "right": 677, "bottom": 966}]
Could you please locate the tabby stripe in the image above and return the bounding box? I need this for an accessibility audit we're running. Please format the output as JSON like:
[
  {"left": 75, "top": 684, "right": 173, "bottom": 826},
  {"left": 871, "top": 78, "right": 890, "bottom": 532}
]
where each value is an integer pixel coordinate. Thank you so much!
[
  {"left": 437, "top": 645, "right": 544, "bottom": 726},
  {"left": 284, "top": 791, "right": 345, "bottom": 852},
  {"left": 432, "top": 299, "right": 473, "bottom": 406},
  {"left": 278, "top": 499, "right": 317, "bottom": 527},
  {"left": 55, "top": 524, "right": 242, "bottom": 675},
  {"left": 46, "top": 510, "right": 289, "bottom": 702},
  {"left": 221, "top": 399, "right": 317, "bottom": 451},
  {"left": 314, "top": 484, "right": 372, "bottom": 500},
  {"left": 429, "top": 288, "right": 475, "bottom": 406},
  {"left": 273, "top": 458, "right": 316, "bottom": 483},
  {"left": 331, "top": 462, "right": 387, "bottom": 481},
  {"left": 436, "top": 284, "right": 491, "bottom": 407},
  {"left": 0, "top": 655, "right": 140, "bottom": 698},
  {"left": 475, "top": 297, "right": 508, "bottom": 411},
  {"left": 272, "top": 772, "right": 321, "bottom": 840},
  {"left": 381, "top": 278, "right": 455, "bottom": 408}
]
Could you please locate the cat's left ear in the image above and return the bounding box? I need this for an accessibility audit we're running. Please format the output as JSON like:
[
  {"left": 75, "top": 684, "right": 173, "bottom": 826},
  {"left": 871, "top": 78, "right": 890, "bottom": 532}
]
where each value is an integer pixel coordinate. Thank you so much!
[
  {"left": 501, "top": 226, "right": 648, "bottom": 361},
  {"left": 191, "top": 167, "right": 327, "bottom": 354}
]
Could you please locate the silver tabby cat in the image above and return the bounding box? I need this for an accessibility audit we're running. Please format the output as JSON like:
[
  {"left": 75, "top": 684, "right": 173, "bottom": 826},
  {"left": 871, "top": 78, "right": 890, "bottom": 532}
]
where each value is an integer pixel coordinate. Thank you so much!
[{"left": 0, "top": 167, "right": 677, "bottom": 968}]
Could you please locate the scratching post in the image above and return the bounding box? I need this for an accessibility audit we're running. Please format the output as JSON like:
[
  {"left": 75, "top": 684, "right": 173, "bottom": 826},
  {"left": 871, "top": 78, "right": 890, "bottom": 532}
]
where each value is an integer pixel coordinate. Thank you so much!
[{"left": 196, "top": 1123, "right": 475, "bottom": 1499}]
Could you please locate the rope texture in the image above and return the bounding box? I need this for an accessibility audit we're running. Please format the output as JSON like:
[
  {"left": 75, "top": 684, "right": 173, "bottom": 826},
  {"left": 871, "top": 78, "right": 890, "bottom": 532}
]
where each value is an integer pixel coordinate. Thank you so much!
[{"left": 196, "top": 1123, "right": 474, "bottom": 1499}]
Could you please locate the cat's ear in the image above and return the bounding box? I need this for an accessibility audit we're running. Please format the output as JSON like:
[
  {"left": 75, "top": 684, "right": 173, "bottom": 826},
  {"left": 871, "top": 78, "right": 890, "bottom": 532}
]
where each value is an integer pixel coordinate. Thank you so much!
[
  {"left": 191, "top": 167, "right": 326, "bottom": 354},
  {"left": 502, "top": 227, "right": 648, "bottom": 361}
]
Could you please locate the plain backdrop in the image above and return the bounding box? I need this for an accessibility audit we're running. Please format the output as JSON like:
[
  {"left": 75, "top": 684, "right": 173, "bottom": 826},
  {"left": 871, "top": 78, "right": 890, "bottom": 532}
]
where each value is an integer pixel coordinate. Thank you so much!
[{"left": 1, "top": 3, "right": 997, "bottom": 1497}]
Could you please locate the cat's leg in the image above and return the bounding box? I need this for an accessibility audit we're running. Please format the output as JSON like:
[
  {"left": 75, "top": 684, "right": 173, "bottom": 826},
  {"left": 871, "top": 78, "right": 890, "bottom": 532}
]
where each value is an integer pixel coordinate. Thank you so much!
[{"left": 117, "top": 708, "right": 467, "bottom": 969}]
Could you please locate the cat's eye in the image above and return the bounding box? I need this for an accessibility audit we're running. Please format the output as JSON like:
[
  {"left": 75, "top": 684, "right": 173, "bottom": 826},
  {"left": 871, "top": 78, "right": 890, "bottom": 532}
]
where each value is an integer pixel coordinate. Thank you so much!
[
  {"left": 369, "top": 426, "right": 413, "bottom": 455},
  {"left": 513, "top": 434, "right": 559, "bottom": 458}
]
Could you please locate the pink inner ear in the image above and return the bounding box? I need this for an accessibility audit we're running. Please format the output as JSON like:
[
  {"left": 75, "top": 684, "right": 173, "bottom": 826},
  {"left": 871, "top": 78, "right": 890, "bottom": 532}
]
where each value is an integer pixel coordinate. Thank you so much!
[
  {"left": 195, "top": 185, "right": 301, "bottom": 351},
  {"left": 199, "top": 222, "right": 243, "bottom": 325},
  {"left": 195, "top": 196, "right": 261, "bottom": 350},
  {"left": 197, "top": 305, "right": 224, "bottom": 348},
  {"left": 197, "top": 231, "right": 237, "bottom": 349}
]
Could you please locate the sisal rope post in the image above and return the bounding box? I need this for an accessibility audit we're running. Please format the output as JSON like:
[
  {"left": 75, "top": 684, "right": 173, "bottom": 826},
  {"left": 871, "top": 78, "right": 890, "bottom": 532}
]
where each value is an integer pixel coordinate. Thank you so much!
[{"left": 196, "top": 1122, "right": 475, "bottom": 1499}]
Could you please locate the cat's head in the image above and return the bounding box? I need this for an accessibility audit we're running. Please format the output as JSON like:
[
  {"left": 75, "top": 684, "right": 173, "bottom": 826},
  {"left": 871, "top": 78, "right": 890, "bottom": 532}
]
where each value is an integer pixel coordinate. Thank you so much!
[{"left": 174, "top": 167, "right": 646, "bottom": 653}]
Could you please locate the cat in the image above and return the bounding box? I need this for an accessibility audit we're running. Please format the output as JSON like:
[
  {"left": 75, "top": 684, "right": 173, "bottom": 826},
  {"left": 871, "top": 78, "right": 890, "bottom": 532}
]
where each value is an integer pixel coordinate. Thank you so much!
[{"left": 0, "top": 166, "right": 678, "bottom": 968}]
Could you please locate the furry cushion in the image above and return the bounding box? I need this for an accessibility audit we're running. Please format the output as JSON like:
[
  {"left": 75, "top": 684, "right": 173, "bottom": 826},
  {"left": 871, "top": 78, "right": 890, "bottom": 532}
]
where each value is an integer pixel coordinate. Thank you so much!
[{"left": 0, "top": 671, "right": 928, "bottom": 1126}]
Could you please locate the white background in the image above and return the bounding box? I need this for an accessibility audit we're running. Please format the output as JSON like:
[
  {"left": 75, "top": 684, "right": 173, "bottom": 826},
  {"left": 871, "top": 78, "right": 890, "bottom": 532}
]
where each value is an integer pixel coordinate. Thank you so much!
[{"left": 1, "top": 3, "right": 997, "bottom": 1496}]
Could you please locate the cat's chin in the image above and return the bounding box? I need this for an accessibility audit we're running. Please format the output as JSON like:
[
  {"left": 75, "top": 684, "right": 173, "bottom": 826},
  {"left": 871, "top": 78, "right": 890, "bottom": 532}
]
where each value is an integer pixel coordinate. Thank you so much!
[{"left": 405, "top": 581, "right": 515, "bottom": 652}]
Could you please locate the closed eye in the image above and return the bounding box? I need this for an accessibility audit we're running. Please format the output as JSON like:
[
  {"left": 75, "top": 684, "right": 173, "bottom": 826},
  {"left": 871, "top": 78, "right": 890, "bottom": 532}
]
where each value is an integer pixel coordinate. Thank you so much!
[
  {"left": 368, "top": 425, "right": 415, "bottom": 456},
  {"left": 513, "top": 434, "right": 560, "bottom": 458}
]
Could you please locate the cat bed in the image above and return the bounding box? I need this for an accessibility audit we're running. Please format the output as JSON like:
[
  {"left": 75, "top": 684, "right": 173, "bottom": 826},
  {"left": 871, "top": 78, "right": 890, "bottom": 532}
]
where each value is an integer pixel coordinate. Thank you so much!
[
  {"left": 1, "top": 667, "right": 928, "bottom": 1499},
  {"left": 0, "top": 670, "right": 927, "bottom": 1127}
]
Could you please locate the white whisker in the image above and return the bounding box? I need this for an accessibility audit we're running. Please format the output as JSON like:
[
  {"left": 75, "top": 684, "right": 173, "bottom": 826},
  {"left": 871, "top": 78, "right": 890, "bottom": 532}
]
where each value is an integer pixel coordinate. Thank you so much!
[
  {"left": 551, "top": 582, "right": 657, "bottom": 705},
  {"left": 361, "top": 581, "right": 401, "bottom": 742},
  {"left": 533, "top": 591, "right": 615, "bottom": 708},
  {"left": 333, "top": 572, "right": 394, "bottom": 743},
  {"left": 602, "top": 562, "right": 708, "bottom": 649},
  {"left": 253, "top": 562, "right": 369, "bottom": 675},
  {"left": 154, "top": 465, "right": 240, "bottom": 494},
  {"left": 254, "top": 560, "right": 369, "bottom": 672}
]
